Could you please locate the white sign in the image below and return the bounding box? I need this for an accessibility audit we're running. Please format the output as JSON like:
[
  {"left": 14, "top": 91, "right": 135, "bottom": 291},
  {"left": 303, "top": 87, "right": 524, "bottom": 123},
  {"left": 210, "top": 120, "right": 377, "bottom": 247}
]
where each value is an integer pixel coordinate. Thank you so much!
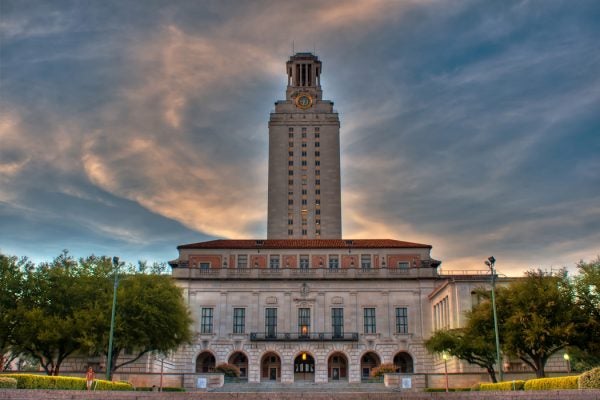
[
  {"left": 197, "top": 377, "right": 207, "bottom": 389},
  {"left": 402, "top": 377, "right": 412, "bottom": 389}
]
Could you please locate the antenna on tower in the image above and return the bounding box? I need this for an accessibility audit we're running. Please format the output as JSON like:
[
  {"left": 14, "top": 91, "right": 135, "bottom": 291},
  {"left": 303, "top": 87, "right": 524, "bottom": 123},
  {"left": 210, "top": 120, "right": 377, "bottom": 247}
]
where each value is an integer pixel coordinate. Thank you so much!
[{"left": 292, "top": 41, "right": 295, "bottom": 55}]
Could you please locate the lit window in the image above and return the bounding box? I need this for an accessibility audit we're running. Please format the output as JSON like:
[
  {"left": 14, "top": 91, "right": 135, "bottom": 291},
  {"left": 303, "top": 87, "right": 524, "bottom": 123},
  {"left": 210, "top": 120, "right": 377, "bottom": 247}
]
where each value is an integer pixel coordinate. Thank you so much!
[{"left": 298, "top": 308, "right": 310, "bottom": 337}]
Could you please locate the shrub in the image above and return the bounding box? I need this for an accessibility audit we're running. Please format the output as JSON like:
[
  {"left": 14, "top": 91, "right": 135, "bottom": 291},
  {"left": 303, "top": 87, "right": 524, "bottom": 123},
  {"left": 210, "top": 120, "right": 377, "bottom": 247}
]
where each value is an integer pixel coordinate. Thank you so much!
[
  {"left": 0, "top": 374, "right": 133, "bottom": 391},
  {"left": 370, "top": 363, "right": 397, "bottom": 378},
  {"left": 579, "top": 367, "right": 600, "bottom": 389},
  {"left": 0, "top": 377, "right": 17, "bottom": 389},
  {"left": 479, "top": 380, "right": 525, "bottom": 391},
  {"left": 215, "top": 363, "right": 240, "bottom": 377},
  {"left": 524, "top": 376, "right": 579, "bottom": 390}
]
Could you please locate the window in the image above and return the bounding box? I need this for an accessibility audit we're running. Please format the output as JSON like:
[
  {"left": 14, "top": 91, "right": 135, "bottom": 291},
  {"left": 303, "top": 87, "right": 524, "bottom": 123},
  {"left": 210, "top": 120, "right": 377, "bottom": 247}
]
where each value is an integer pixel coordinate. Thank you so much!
[
  {"left": 289, "top": 141, "right": 293, "bottom": 147},
  {"left": 329, "top": 255, "right": 339, "bottom": 269},
  {"left": 265, "top": 308, "right": 277, "bottom": 338},
  {"left": 288, "top": 199, "right": 293, "bottom": 205},
  {"left": 315, "top": 142, "right": 320, "bottom": 147},
  {"left": 302, "top": 199, "right": 307, "bottom": 205},
  {"left": 315, "top": 199, "right": 320, "bottom": 205},
  {"left": 314, "top": 127, "right": 320, "bottom": 132},
  {"left": 237, "top": 255, "right": 247, "bottom": 269},
  {"left": 302, "top": 189, "right": 307, "bottom": 195},
  {"left": 302, "top": 229, "right": 307, "bottom": 235},
  {"left": 289, "top": 151, "right": 293, "bottom": 156},
  {"left": 396, "top": 307, "right": 408, "bottom": 334},
  {"left": 361, "top": 255, "right": 371, "bottom": 269},
  {"left": 288, "top": 190, "right": 293, "bottom": 195},
  {"left": 289, "top": 132, "right": 293, "bottom": 138},
  {"left": 316, "top": 229, "right": 321, "bottom": 235},
  {"left": 302, "top": 142, "right": 307, "bottom": 148},
  {"left": 269, "top": 255, "right": 280, "bottom": 269},
  {"left": 302, "top": 160, "right": 307, "bottom": 166},
  {"left": 298, "top": 308, "right": 310, "bottom": 337},
  {"left": 316, "top": 219, "right": 320, "bottom": 225},
  {"left": 315, "top": 189, "right": 320, "bottom": 195},
  {"left": 199, "top": 262, "right": 210, "bottom": 270},
  {"left": 288, "top": 218, "right": 293, "bottom": 225},
  {"left": 233, "top": 308, "right": 245, "bottom": 334},
  {"left": 364, "top": 308, "right": 376, "bottom": 334},
  {"left": 302, "top": 177, "right": 308, "bottom": 185},
  {"left": 288, "top": 229, "right": 293, "bottom": 235},
  {"left": 398, "top": 262, "right": 409, "bottom": 270},
  {"left": 302, "top": 131, "right": 307, "bottom": 138},
  {"left": 302, "top": 151, "right": 307, "bottom": 157},
  {"left": 288, "top": 160, "right": 293, "bottom": 166},
  {"left": 315, "top": 151, "right": 320, "bottom": 157},
  {"left": 316, "top": 179, "right": 320, "bottom": 185},
  {"left": 288, "top": 179, "right": 293, "bottom": 185},
  {"left": 315, "top": 160, "right": 320, "bottom": 166},
  {"left": 316, "top": 209, "right": 321, "bottom": 215},
  {"left": 201, "top": 308, "right": 213, "bottom": 334},
  {"left": 300, "top": 255, "right": 309, "bottom": 269},
  {"left": 289, "top": 127, "right": 294, "bottom": 132},
  {"left": 302, "top": 127, "right": 307, "bottom": 133},
  {"left": 332, "top": 308, "right": 344, "bottom": 338},
  {"left": 288, "top": 170, "right": 293, "bottom": 176}
]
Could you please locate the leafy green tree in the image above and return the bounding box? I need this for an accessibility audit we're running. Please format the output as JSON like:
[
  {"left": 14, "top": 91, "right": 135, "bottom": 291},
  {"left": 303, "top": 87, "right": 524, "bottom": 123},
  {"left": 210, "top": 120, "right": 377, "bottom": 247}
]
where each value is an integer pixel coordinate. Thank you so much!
[
  {"left": 92, "top": 272, "right": 193, "bottom": 375},
  {"left": 425, "top": 303, "right": 498, "bottom": 382},
  {"left": 0, "top": 254, "right": 31, "bottom": 370},
  {"left": 497, "top": 269, "right": 580, "bottom": 378},
  {"left": 572, "top": 257, "right": 600, "bottom": 369}
]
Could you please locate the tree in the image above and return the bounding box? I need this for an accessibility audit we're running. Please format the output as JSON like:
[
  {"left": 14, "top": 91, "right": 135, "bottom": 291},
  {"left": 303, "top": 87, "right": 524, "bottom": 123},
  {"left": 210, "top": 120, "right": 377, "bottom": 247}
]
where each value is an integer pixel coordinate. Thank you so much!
[
  {"left": 572, "top": 257, "right": 600, "bottom": 369},
  {"left": 0, "top": 254, "right": 31, "bottom": 370},
  {"left": 497, "top": 269, "right": 580, "bottom": 378},
  {"left": 425, "top": 302, "right": 498, "bottom": 382},
  {"left": 93, "top": 272, "right": 193, "bottom": 375},
  {"left": 12, "top": 251, "right": 106, "bottom": 375}
]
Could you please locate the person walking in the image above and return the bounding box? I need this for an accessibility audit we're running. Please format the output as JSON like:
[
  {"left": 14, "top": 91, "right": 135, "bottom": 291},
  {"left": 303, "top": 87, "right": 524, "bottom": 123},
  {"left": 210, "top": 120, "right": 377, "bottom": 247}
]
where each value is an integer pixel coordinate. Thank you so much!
[{"left": 85, "top": 367, "right": 95, "bottom": 390}]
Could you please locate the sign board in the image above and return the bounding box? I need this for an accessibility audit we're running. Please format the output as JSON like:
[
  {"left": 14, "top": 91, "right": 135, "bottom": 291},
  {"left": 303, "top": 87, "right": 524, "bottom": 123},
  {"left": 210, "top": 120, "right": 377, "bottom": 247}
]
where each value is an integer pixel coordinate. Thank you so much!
[
  {"left": 196, "top": 377, "right": 207, "bottom": 389},
  {"left": 402, "top": 377, "right": 412, "bottom": 389}
]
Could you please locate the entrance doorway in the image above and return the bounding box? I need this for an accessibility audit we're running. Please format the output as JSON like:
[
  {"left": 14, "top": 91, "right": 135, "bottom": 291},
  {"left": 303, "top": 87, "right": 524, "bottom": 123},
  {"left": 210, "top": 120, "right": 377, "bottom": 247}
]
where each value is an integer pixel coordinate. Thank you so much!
[
  {"left": 228, "top": 352, "right": 248, "bottom": 379},
  {"left": 393, "top": 352, "right": 414, "bottom": 373},
  {"left": 260, "top": 352, "right": 281, "bottom": 382},
  {"left": 195, "top": 351, "right": 215, "bottom": 373},
  {"left": 360, "top": 352, "right": 381, "bottom": 380},
  {"left": 294, "top": 352, "right": 315, "bottom": 382},
  {"left": 327, "top": 352, "right": 348, "bottom": 381}
]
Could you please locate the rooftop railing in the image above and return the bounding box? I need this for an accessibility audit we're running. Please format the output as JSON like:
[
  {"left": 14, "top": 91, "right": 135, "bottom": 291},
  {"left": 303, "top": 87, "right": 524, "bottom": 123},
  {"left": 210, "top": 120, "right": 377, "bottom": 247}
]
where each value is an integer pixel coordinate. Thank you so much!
[{"left": 250, "top": 332, "right": 359, "bottom": 342}]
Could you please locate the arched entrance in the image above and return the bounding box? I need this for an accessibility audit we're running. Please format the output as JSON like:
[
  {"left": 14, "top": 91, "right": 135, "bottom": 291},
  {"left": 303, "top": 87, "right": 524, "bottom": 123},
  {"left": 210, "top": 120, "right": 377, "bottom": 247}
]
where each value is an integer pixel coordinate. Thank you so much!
[
  {"left": 360, "top": 352, "right": 380, "bottom": 380},
  {"left": 195, "top": 351, "right": 215, "bottom": 373},
  {"left": 294, "top": 352, "right": 315, "bottom": 382},
  {"left": 260, "top": 352, "right": 281, "bottom": 382},
  {"left": 327, "top": 352, "right": 348, "bottom": 381},
  {"left": 228, "top": 352, "right": 248, "bottom": 378},
  {"left": 393, "top": 352, "right": 414, "bottom": 373}
]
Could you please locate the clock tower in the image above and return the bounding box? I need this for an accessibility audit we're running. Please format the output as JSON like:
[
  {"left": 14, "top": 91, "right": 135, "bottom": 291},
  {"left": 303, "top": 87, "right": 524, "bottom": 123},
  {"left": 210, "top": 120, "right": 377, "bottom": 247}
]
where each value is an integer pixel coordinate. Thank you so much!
[{"left": 267, "top": 53, "right": 342, "bottom": 239}]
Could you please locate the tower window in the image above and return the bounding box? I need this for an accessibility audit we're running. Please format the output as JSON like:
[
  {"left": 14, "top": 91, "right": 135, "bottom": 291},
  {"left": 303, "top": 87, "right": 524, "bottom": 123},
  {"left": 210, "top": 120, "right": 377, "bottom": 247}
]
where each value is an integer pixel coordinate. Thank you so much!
[
  {"left": 289, "top": 160, "right": 294, "bottom": 166},
  {"left": 289, "top": 132, "right": 293, "bottom": 138},
  {"left": 316, "top": 219, "right": 320, "bottom": 225},
  {"left": 289, "top": 141, "right": 293, "bottom": 147},
  {"left": 288, "top": 199, "right": 293, "bottom": 205},
  {"left": 302, "top": 132, "right": 307, "bottom": 138},
  {"left": 300, "top": 255, "right": 309, "bottom": 269},
  {"left": 314, "top": 127, "right": 320, "bottom": 132},
  {"left": 302, "top": 199, "right": 307, "bottom": 205},
  {"left": 289, "top": 127, "right": 294, "bottom": 132},
  {"left": 315, "top": 142, "right": 320, "bottom": 147},
  {"left": 302, "top": 160, "right": 307, "bottom": 166},
  {"left": 288, "top": 218, "right": 293, "bottom": 225},
  {"left": 315, "top": 132, "right": 320, "bottom": 138},
  {"left": 315, "top": 151, "right": 320, "bottom": 157},
  {"left": 288, "top": 179, "right": 293, "bottom": 185},
  {"left": 316, "top": 189, "right": 320, "bottom": 195},
  {"left": 302, "top": 151, "right": 307, "bottom": 157},
  {"left": 302, "top": 143, "right": 307, "bottom": 148},
  {"left": 288, "top": 229, "right": 293, "bottom": 235},
  {"left": 316, "top": 209, "right": 321, "bottom": 215},
  {"left": 269, "top": 255, "right": 280, "bottom": 269},
  {"left": 289, "top": 151, "right": 293, "bottom": 156},
  {"left": 288, "top": 170, "right": 293, "bottom": 176},
  {"left": 302, "top": 229, "right": 307, "bottom": 235},
  {"left": 315, "top": 200, "right": 320, "bottom": 205},
  {"left": 364, "top": 308, "right": 376, "bottom": 334},
  {"left": 315, "top": 160, "right": 320, "bottom": 166},
  {"left": 315, "top": 179, "right": 320, "bottom": 185}
]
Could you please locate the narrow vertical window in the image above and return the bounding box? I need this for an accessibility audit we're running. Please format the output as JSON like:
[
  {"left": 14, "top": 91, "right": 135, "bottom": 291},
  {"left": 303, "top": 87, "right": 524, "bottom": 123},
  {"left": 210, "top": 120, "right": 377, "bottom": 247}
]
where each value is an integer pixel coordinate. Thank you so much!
[
  {"left": 201, "top": 308, "right": 213, "bottom": 334},
  {"left": 265, "top": 308, "right": 277, "bottom": 338},
  {"left": 233, "top": 308, "right": 245, "bottom": 334},
  {"left": 269, "top": 255, "right": 280, "bottom": 269},
  {"left": 237, "top": 255, "right": 247, "bottom": 269},
  {"left": 364, "top": 308, "right": 376, "bottom": 334},
  {"left": 300, "top": 255, "right": 309, "bottom": 269},
  {"left": 328, "top": 255, "right": 339, "bottom": 269},
  {"left": 396, "top": 307, "right": 408, "bottom": 334},
  {"left": 298, "top": 308, "right": 310, "bottom": 337},
  {"left": 361, "top": 255, "right": 371, "bottom": 269},
  {"left": 332, "top": 308, "right": 344, "bottom": 338}
]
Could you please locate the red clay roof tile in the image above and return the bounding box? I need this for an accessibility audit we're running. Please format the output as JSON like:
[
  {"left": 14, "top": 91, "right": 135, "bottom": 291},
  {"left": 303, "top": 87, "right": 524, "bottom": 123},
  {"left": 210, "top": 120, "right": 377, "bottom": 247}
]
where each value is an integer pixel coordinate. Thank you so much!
[{"left": 178, "top": 239, "right": 432, "bottom": 250}]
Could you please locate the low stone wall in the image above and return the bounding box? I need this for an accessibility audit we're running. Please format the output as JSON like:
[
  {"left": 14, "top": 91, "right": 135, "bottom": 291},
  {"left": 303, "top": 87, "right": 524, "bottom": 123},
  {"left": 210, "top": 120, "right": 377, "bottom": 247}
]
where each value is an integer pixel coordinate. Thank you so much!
[{"left": 1, "top": 389, "right": 600, "bottom": 399}]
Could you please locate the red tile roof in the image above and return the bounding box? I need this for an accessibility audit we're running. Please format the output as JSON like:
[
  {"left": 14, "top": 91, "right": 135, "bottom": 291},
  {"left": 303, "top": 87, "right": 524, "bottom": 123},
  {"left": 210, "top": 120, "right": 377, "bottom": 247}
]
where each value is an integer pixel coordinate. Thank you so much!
[{"left": 177, "top": 239, "right": 432, "bottom": 250}]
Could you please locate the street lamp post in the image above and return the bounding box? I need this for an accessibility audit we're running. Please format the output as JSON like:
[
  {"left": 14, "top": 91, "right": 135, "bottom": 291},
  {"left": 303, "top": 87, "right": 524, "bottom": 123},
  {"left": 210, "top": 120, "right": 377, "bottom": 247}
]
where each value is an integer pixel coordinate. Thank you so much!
[
  {"left": 485, "top": 256, "right": 503, "bottom": 382},
  {"left": 442, "top": 352, "right": 449, "bottom": 393},
  {"left": 563, "top": 353, "right": 570, "bottom": 373},
  {"left": 106, "top": 256, "right": 121, "bottom": 381}
]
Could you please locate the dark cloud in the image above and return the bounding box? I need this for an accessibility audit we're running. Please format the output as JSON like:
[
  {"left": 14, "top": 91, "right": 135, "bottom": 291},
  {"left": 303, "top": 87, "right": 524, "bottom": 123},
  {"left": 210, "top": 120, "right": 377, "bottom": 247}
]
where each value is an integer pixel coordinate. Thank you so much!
[{"left": 1, "top": 0, "right": 598, "bottom": 272}]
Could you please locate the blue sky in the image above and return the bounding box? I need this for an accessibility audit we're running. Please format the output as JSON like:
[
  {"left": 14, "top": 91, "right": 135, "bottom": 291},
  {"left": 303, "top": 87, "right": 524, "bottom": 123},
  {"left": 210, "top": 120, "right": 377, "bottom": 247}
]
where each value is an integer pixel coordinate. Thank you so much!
[{"left": 1, "top": 0, "right": 599, "bottom": 274}]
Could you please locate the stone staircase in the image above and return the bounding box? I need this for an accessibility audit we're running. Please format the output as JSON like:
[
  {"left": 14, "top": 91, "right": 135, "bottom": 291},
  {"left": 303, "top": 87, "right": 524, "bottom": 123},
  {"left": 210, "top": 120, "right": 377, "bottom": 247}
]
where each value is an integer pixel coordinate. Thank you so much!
[{"left": 211, "top": 381, "right": 394, "bottom": 392}]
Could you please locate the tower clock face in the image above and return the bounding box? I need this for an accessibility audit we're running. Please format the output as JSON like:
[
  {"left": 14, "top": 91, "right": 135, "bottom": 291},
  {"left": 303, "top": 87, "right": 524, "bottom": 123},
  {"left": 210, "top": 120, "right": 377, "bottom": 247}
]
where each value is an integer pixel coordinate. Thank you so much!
[{"left": 295, "top": 94, "right": 313, "bottom": 109}]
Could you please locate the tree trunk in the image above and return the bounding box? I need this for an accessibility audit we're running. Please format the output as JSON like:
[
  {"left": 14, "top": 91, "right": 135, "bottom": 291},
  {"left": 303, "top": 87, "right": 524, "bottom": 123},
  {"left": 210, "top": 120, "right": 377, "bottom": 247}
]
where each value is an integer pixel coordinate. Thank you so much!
[
  {"left": 535, "top": 358, "right": 545, "bottom": 378},
  {"left": 486, "top": 367, "right": 497, "bottom": 383}
]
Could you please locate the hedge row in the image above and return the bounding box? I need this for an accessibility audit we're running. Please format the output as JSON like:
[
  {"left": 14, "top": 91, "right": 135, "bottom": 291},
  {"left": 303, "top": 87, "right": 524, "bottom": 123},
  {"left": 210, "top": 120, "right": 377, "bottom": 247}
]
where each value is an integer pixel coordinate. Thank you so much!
[
  {"left": 524, "top": 376, "right": 579, "bottom": 390},
  {"left": 0, "top": 377, "right": 17, "bottom": 389},
  {"left": 579, "top": 367, "right": 600, "bottom": 389},
  {"left": 0, "top": 374, "right": 133, "bottom": 391},
  {"left": 479, "top": 380, "right": 525, "bottom": 391}
]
